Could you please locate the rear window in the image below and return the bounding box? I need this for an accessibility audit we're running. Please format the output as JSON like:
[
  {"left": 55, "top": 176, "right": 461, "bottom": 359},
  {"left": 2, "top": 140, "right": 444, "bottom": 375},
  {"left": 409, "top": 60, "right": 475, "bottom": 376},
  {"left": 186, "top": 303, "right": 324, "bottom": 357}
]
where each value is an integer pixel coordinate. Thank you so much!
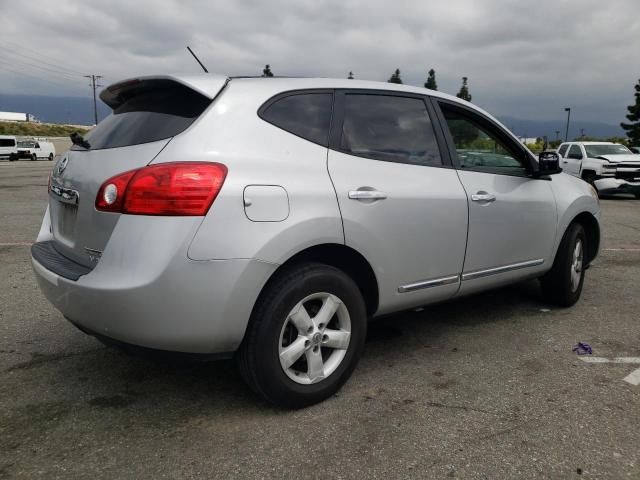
[
  {"left": 81, "top": 81, "right": 212, "bottom": 150},
  {"left": 0, "top": 139, "right": 16, "bottom": 147},
  {"left": 260, "top": 93, "right": 333, "bottom": 146}
]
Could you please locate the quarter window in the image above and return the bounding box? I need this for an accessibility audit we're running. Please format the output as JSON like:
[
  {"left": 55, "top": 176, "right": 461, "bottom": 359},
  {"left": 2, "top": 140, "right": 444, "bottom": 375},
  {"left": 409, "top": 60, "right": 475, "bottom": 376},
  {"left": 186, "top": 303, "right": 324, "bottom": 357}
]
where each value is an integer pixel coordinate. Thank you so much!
[
  {"left": 441, "top": 106, "right": 527, "bottom": 172},
  {"left": 340, "top": 94, "right": 442, "bottom": 166},
  {"left": 261, "top": 93, "right": 333, "bottom": 146}
]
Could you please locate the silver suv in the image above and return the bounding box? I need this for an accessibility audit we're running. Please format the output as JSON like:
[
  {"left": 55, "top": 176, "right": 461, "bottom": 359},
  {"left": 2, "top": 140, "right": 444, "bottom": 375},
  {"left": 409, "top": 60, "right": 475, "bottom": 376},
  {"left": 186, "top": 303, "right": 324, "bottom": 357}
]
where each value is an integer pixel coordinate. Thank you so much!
[{"left": 32, "top": 75, "right": 601, "bottom": 408}]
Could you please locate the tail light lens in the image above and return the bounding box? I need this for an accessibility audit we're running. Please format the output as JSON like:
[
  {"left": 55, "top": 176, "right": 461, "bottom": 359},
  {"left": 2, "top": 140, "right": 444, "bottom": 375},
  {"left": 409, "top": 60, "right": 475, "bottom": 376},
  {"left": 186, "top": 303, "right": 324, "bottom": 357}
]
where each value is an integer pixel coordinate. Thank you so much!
[{"left": 96, "top": 162, "right": 227, "bottom": 216}]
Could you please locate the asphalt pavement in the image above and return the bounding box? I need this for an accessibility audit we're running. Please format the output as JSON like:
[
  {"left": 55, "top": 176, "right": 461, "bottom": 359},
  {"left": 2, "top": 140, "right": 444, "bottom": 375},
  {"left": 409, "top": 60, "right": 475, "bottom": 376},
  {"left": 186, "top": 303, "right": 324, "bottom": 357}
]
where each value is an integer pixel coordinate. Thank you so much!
[{"left": 1, "top": 160, "right": 639, "bottom": 479}]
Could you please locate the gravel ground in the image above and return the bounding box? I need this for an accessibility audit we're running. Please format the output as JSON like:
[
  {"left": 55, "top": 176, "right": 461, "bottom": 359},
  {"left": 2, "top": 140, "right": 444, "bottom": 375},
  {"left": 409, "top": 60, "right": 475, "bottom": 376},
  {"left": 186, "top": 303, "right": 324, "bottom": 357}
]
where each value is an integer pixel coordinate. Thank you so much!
[{"left": 1, "top": 160, "right": 639, "bottom": 479}]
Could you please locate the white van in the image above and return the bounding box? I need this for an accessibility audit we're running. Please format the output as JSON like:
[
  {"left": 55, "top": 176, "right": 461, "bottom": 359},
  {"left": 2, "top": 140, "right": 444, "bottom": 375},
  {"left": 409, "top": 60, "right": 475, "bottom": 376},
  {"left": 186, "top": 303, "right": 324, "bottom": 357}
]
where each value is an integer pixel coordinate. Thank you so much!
[
  {"left": 0, "top": 135, "right": 18, "bottom": 160},
  {"left": 16, "top": 140, "right": 56, "bottom": 161}
]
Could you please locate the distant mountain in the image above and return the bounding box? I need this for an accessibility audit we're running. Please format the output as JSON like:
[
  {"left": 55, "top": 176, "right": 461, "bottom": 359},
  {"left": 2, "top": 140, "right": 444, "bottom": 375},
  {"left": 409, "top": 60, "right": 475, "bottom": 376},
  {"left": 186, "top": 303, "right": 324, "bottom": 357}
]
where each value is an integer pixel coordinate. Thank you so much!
[
  {"left": 0, "top": 92, "right": 628, "bottom": 139},
  {"left": 0, "top": 93, "right": 110, "bottom": 125},
  {"left": 498, "top": 116, "right": 625, "bottom": 141}
]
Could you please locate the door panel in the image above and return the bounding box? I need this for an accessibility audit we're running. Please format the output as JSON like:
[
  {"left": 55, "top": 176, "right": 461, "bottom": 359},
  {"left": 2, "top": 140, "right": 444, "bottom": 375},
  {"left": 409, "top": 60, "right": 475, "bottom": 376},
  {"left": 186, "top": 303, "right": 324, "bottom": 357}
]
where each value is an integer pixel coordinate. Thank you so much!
[
  {"left": 456, "top": 170, "right": 557, "bottom": 287},
  {"left": 328, "top": 151, "right": 468, "bottom": 314},
  {"left": 563, "top": 144, "right": 583, "bottom": 176},
  {"left": 435, "top": 100, "right": 558, "bottom": 293}
]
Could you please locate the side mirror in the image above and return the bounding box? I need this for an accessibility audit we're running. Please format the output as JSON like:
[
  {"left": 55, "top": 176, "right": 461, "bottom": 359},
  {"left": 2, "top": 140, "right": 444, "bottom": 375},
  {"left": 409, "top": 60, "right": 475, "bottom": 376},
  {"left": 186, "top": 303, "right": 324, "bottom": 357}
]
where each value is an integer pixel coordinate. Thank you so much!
[{"left": 538, "top": 151, "right": 562, "bottom": 175}]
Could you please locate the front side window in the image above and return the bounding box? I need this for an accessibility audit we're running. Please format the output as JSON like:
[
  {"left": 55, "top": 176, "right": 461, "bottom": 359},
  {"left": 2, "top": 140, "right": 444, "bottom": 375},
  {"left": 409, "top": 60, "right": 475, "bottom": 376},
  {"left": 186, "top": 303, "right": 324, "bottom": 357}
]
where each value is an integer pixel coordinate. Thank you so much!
[
  {"left": 260, "top": 93, "right": 333, "bottom": 146},
  {"left": 558, "top": 144, "right": 569, "bottom": 157},
  {"left": 440, "top": 105, "right": 527, "bottom": 172},
  {"left": 567, "top": 145, "right": 583, "bottom": 159},
  {"left": 340, "top": 94, "right": 442, "bottom": 166}
]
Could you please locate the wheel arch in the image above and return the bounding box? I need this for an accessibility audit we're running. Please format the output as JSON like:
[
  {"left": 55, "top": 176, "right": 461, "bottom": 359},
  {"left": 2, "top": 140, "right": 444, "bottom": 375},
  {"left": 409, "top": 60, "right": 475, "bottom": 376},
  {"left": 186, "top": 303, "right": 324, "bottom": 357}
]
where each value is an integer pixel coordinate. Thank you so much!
[
  {"left": 255, "top": 243, "right": 379, "bottom": 318},
  {"left": 570, "top": 211, "right": 600, "bottom": 264}
]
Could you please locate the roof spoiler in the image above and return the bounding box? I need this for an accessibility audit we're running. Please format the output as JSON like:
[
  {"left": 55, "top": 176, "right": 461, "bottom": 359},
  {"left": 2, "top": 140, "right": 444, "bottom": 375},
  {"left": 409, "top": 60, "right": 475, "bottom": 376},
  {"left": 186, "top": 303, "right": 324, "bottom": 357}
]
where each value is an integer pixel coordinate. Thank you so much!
[{"left": 100, "top": 74, "right": 229, "bottom": 110}]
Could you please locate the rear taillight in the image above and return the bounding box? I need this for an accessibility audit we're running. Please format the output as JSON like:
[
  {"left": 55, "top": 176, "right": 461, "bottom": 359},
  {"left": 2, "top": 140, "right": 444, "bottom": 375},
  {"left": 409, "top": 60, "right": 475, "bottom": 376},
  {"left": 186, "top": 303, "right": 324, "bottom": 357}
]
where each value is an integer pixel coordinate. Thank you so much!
[{"left": 95, "top": 162, "right": 227, "bottom": 216}]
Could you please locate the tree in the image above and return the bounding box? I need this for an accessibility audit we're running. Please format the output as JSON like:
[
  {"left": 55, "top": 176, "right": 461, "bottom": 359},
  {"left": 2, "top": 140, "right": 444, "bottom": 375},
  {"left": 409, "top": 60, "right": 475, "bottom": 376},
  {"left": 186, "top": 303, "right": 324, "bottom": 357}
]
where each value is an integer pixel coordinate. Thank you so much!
[
  {"left": 424, "top": 68, "right": 437, "bottom": 90},
  {"left": 388, "top": 68, "right": 402, "bottom": 84},
  {"left": 348, "top": 71, "right": 354, "bottom": 80},
  {"left": 621, "top": 78, "right": 640, "bottom": 145},
  {"left": 456, "top": 76, "right": 472, "bottom": 102},
  {"left": 262, "top": 65, "right": 274, "bottom": 77}
]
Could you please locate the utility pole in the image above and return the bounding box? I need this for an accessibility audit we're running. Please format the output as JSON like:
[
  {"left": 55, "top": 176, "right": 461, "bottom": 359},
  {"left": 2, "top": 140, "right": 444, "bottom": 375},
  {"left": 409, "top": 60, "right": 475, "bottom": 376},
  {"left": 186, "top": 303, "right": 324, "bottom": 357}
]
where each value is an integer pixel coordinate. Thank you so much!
[
  {"left": 84, "top": 74, "right": 103, "bottom": 125},
  {"left": 580, "top": 128, "right": 585, "bottom": 138},
  {"left": 555, "top": 130, "right": 560, "bottom": 141},
  {"left": 564, "top": 107, "right": 571, "bottom": 142}
]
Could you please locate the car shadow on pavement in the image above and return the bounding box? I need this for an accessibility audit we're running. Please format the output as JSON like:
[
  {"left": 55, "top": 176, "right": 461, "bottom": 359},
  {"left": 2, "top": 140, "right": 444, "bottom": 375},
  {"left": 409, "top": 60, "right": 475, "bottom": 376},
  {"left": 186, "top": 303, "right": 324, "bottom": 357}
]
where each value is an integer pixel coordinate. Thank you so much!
[{"left": 28, "top": 279, "right": 546, "bottom": 414}]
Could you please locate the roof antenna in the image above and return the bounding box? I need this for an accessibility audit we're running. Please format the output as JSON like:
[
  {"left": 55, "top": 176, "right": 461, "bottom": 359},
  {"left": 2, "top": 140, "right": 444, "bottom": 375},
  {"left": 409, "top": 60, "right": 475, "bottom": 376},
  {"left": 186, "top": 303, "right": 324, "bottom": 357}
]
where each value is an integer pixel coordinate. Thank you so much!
[{"left": 186, "top": 46, "right": 208, "bottom": 73}]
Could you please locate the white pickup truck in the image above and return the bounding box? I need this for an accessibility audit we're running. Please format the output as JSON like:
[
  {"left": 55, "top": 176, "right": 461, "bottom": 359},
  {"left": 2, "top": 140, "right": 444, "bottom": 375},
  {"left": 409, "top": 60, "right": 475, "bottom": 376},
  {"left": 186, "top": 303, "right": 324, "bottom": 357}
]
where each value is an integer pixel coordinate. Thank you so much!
[{"left": 557, "top": 141, "right": 640, "bottom": 198}]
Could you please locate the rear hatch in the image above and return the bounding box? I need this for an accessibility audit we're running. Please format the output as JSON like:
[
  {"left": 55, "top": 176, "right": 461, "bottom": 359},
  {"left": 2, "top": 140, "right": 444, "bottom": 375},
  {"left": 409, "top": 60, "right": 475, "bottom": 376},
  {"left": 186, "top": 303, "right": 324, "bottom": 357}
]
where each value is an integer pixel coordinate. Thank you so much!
[{"left": 48, "top": 75, "right": 227, "bottom": 268}]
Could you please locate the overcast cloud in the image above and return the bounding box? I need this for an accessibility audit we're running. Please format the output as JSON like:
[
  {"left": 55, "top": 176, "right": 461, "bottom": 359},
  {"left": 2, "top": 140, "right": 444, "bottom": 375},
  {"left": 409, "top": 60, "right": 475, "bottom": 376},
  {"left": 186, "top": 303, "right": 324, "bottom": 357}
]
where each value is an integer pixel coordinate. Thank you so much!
[{"left": 1, "top": 0, "right": 639, "bottom": 125}]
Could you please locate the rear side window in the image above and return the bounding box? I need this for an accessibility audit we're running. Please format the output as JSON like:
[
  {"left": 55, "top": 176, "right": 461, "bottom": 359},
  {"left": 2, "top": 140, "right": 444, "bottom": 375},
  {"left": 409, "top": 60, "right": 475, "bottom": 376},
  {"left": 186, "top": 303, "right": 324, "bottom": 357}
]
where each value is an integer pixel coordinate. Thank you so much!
[
  {"left": 0, "top": 139, "right": 16, "bottom": 147},
  {"left": 82, "top": 81, "right": 212, "bottom": 150},
  {"left": 260, "top": 93, "right": 333, "bottom": 146},
  {"left": 340, "top": 94, "right": 442, "bottom": 166}
]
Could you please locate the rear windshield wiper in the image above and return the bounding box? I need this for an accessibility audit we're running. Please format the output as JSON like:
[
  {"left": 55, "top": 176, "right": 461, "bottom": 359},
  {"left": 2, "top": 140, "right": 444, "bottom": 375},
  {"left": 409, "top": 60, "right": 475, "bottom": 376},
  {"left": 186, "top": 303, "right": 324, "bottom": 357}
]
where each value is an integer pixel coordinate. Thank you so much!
[{"left": 70, "top": 132, "right": 91, "bottom": 150}]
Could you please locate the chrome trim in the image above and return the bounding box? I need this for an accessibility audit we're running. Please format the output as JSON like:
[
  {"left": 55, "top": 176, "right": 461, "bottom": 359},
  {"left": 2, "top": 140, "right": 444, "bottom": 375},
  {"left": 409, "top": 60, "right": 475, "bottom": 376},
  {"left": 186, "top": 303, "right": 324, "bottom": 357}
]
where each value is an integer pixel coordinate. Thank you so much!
[
  {"left": 462, "top": 259, "right": 544, "bottom": 281},
  {"left": 348, "top": 190, "right": 387, "bottom": 200},
  {"left": 50, "top": 184, "right": 79, "bottom": 205},
  {"left": 398, "top": 274, "right": 460, "bottom": 293}
]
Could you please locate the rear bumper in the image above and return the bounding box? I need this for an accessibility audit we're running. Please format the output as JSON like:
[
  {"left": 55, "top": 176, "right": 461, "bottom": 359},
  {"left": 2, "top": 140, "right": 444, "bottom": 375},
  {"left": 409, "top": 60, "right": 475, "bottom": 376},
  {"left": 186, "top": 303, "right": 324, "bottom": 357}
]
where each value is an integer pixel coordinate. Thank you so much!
[
  {"left": 32, "top": 220, "right": 278, "bottom": 354},
  {"left": 593, "top": 177, "right": 640, "bottom": 195}
]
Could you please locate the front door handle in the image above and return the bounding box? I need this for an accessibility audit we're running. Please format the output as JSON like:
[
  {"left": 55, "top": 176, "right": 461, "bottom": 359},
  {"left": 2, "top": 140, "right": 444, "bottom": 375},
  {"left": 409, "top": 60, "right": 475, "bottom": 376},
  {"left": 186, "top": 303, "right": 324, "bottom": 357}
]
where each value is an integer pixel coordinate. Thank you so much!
[
  {"left": 471, "top": 192, "right": 496, "bottom": 203},
  {"left": 348, "top": 190, "right": 387, "bottom": 200}
]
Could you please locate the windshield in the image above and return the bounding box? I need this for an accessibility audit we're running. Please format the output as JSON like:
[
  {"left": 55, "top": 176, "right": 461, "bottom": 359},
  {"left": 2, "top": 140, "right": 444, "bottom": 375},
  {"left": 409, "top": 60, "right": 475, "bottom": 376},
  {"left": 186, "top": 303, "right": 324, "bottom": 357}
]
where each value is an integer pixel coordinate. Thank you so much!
[
  {"left": 584, "top": 144, "right": 632, "bottom": 157},
  {"left": 18, "top": 141, "right": 35, "bottom": 148}
]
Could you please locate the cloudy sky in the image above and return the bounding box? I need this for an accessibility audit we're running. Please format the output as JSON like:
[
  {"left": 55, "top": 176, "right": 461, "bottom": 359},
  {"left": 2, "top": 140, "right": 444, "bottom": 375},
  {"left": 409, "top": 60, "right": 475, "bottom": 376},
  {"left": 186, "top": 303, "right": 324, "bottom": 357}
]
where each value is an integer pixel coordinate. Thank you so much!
[{"left": 1, "top": 0, "right": 639, "bottom": 126}]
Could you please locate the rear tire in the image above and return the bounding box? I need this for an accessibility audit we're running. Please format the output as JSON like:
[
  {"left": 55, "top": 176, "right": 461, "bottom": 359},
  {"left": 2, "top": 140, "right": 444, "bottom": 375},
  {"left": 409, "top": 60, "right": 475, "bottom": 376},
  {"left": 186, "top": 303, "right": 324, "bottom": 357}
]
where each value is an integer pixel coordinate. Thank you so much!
[
  {"left": 634, "top": 193, "right": 640, "bottom": 199},
  {"left": 237, "top": 262, "right": 367, "bottom": 408},
  {"left": 540, "top": 223, "right": 587, "bottom": 307},
  {"left": 9, "top": 154, "right": 16, "bottom": 162}
]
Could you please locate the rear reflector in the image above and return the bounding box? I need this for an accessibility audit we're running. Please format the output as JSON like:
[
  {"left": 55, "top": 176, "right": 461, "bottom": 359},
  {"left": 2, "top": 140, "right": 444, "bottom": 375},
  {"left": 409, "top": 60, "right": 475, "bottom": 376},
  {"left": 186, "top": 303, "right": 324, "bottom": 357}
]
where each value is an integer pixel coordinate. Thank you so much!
[{"left": 95, "top": 162, "right": 227, "bottom": 216}]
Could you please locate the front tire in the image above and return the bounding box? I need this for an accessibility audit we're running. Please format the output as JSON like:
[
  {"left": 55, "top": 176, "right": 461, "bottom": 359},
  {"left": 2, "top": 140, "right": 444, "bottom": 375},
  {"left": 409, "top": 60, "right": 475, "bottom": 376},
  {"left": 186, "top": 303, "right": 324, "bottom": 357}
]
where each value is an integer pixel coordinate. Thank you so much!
[
  {"left": 540, "top": 223, "right": 587, "bottom": 307},
  {"left": 48, "top": 153, "right": 54, "bottom": 161},
  {"left": 237, "top": 262, "right": 367, "bottom": 408},
  {"left": 31, "top": 153, "right": 37, "bottom": 161}
]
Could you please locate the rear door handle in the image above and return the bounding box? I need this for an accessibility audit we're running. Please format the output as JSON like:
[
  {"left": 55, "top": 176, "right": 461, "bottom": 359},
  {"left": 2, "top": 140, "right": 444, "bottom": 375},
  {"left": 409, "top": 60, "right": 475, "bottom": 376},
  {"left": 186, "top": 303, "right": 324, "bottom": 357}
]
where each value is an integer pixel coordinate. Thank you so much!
[
  {"left": 471, "top": 192, "right": 496, "bottom": 203},
  {"left": 348, "top": 190, "right": 387, "bottom": 200}
]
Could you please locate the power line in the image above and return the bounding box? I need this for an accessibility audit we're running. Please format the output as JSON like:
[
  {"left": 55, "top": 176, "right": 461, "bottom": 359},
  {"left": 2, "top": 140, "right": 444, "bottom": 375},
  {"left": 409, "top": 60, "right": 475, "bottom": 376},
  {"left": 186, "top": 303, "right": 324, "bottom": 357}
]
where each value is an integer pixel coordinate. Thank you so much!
[
  {"left": 0, "top": 55, "right": 80, "bottom": 80},
  {"left": 0, "top": 64, "right": 77, "bottom": 89},
  {"left": 0, "top": 39, "right": 86, "bottom": 75}
]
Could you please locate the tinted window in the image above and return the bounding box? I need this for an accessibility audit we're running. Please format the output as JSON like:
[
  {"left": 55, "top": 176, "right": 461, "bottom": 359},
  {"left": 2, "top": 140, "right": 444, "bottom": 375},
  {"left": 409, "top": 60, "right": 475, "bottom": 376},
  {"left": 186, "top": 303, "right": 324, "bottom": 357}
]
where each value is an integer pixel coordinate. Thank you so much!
[
  {"left": 340, "top": 94, "right": 442, "bottom": 166},
  {"left": 567, "top": 145, "right": 583, "bottom": 159},
  {"left": 0, "top": 139, "right": 16, "bottom": 147},
  {"left": 558, "top": 144, "right": 569, "bottom": 157},
  {"left": 81, "top": 82, "right": 211, "bottom": 150},
  {"left": 261, "top": 93, "right": 332, "bottom": 146},
  {"left": 441, "top": 106, "right": 526, "bottom": 171}
]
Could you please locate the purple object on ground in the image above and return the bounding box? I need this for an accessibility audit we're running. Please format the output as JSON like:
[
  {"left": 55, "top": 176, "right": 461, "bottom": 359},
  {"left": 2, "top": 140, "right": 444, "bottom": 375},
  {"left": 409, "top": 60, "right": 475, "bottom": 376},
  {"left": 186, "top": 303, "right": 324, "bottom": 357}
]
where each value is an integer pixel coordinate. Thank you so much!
[{"left": 572, "top": 342, "right": 593, "bottom": 355}]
